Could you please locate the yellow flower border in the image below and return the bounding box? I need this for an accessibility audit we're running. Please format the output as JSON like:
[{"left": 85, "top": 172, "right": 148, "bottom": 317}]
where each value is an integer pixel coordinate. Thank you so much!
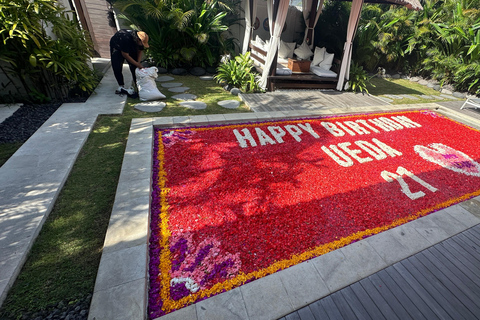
[{"left": 153, "top": 109, "right": 480, "bottom": 314}]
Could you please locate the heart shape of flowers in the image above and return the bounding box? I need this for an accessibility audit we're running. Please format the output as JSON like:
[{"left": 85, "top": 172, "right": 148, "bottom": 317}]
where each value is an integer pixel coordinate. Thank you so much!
[{"left": 414, "top": 143, "right": 480, "bottom": 177}]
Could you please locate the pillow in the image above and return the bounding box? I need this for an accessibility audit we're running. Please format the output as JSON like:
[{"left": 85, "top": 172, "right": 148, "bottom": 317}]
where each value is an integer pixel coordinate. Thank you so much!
[
  {"left": 310, "top": 65, "right": 337, "bottom": 78},
  {"left": 293, "top": 41, "right": 313, "bottom": 60},
  {"left": 319, "top": 52, "right": 335, "bottom": 71},
  {"left": 255, "top": 35, "right": 266, "bottom": 50},
  {"left": 278, "top": 40, "right": 296, "bottom": 59},
  {"left": 311, "top": 47, "right": 326, "bottom": 66}
]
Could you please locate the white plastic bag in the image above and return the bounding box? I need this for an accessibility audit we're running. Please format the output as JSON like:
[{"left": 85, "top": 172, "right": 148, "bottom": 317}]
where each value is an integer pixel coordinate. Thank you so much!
[{"left": 135, "top": 67, "right": 166, "bottom": 101}]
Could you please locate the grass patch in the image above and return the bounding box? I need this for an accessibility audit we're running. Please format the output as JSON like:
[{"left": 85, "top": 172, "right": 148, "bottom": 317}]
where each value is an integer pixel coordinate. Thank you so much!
[
  {"left": 0, "top": 142, "right": 22, "bottom": 167},
  {"left": 367, "top": 78, "right": 460, "bottom": 105}
]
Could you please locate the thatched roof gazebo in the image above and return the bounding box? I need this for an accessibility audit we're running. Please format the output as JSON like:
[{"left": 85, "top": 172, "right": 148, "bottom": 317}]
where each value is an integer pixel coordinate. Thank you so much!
[{"left": 242, "top": 0, "right": 423, "bottom": 91}]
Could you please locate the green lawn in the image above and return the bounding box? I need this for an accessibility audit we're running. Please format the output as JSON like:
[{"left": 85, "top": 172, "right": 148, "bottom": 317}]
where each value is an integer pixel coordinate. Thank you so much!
[
  {"left": 367, "top": 77, "right": 460, "bottom": 105},
  {"left": 0, "top": 75, "right": 460, "bottom": 318}
]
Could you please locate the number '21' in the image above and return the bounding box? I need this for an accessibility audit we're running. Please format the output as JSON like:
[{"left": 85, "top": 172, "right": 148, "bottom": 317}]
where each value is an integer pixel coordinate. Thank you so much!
[{"left": 381, "top": 166, "right": 438, "bottom": 200}]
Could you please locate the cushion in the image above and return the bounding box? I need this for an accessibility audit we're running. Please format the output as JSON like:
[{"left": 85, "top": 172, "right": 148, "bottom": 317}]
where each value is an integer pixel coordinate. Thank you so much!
[
  {"left": 310, "top": 65, "right": 337, "bottom": 78},
  {"left": 311, "top": 47, "right": 326, "bottom": 66},
  {"left": 278, "top": 40, "right": 296, "bottom": 59},
  {"left": 277, "top": 57, "right": 289, "bottom": 65},
  {"left": 293, "top": 41, "right": 313, "bottom": 60},
  {"left": 255, "top": 36, "right": 266, "bottom": 50},
  {"left": 319, "top": 52, "right": 335, "bottom": 71},
  {"left": 276, "top": 65, "right": 293, "bottom": 75}
]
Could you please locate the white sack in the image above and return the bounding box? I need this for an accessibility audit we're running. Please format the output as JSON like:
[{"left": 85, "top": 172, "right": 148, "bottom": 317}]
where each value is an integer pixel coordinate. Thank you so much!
[{"left": 135, "top": 67, "right": 166, "bottom": 101}]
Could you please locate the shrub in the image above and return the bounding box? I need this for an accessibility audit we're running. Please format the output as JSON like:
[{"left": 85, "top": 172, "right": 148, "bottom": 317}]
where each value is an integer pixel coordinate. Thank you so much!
[
  {"left": 348, "top": 62, "right": 374, "bottom": 94},
  {"left": 115, "top": 0, "right": 241, "bottom": 69},
  {"left": 0, "top": 0, "right": 97, "bottom": 102},
  {"left": 214, "top": 52, "right": 262, "bottom": 93}
]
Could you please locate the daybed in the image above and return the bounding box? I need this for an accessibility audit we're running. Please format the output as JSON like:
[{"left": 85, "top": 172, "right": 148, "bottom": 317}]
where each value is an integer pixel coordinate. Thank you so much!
[{"left": 249, "top": 38, "right": 340, "bottom": 91}]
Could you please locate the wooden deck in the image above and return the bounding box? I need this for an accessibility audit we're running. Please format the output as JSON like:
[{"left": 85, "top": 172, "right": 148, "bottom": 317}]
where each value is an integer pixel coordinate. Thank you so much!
[
  {"left": 280, "top": 224, "right": 480, "bottom": 320},
  {"left": 240, "top": 90, "right": 389, "bottom": 113}
]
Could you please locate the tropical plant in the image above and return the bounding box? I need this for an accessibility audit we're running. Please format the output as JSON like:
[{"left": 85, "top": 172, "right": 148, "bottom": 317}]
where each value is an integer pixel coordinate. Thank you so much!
[
  {"left": 0, "top": 0, "right": 97, "bottom": 102},
  {"left": 347, "top": 61, "right": 373, "bottom": 93},
  {"left": 353, "top": 0, "right": 480, "bottom": 94},
  {"left": 115, "top": 0, "right": 241, "bottom": 69},
  {"left": 214, "top": 52, "right": 262, "bottom": 93}
]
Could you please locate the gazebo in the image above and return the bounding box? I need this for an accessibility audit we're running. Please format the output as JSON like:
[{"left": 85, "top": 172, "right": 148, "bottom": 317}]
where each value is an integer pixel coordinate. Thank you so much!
[{"left": 242, "top": 0, "right": 423, "bottom": 91}]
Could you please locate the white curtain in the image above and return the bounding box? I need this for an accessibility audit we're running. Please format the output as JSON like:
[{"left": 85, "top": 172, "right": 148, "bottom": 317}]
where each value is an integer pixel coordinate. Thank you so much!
[
  {"left": 302, "top": 0, "right": 325, "bottom": 48},
  {"left": 259, "top": 0, "right": 290, "bottom": 89},
  {"left": 267, "top": 0, "right": 274, "bottom": 32},
  {"left": 336, "top": 0, "right": 364, "bottom": 91},
  {"left": 242, "top": 0, "right": 258, "bottom": 54}
]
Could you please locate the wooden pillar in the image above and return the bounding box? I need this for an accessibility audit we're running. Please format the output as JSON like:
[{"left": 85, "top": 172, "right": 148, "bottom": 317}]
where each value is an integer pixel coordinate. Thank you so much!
[{"left": 306, "top": 0, "right": 318, "bottom": 46}]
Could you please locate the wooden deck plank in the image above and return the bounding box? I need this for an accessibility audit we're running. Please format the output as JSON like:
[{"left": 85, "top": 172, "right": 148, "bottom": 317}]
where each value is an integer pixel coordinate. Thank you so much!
[
  {"left": 339, "top": 286, "right": 371, "bottom": 320},
  {"left": 422, "top": 248, "right": 480, "bottom": 300},
  {"left": 375, "top": 269, "right": 427, "bottom": 320},
  {"left": 349, "top": 282, "right": 386, "bottom": 320},
  {"left": 408, "top": 255, "right": 478, "bottom": 319},
  {"left": 359, "top": 278, "right": 400, "bottom": 320},
  {"left": 468, "top": 224, "right": 480, "bottom": 237},
  {"left": 429, "top": 246, "right": 480, "bottom": 287},
  {"left": 285, "top": 312, "right": 302, "bottom": 320},
  {"left": 307, "top": 299, "right": 330, "bottom": 320},
  {"left": 452, "top": 233, "right": 480, "bottom": 262},
  {"left": 383, "top": 267, "right": 438, "bottom": 320},
  {"left": 330, "top": 291, "right": 358, "bottom": 320},
  {"left": 296, "top": 306, "right": 316, "bottom": 320},
  {"left": 440, "top": 240, "right": 480, "bottom": 275},
  {"left": 400, "top": 258, "right": 464, "bottom": 319},
  {"left": 416, "top": 251, "right": 480, "bottom": 316},
  {"left": 366, "top": 274, "right": 412, "bottom": 319},
  {"left": 319, "top": 295, "right": 345, "bottom": 320},
  {"left": 392, "top": 263, "right": 452, "bottom": 319},
  {"left": 464, "top": 229, "right": 480, "bottom": 244}
]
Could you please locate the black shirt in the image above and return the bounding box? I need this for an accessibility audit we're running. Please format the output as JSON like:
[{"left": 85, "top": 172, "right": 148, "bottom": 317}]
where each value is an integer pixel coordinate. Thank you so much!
[{"left": 110, "top": 29, "right": 143, "bottom": 61}]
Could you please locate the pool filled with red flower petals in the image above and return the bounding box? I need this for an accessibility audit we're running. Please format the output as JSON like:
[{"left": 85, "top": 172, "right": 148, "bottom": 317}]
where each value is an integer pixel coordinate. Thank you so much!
[{"left": 148, "top": 110, "right": 480, "bottom": 317}]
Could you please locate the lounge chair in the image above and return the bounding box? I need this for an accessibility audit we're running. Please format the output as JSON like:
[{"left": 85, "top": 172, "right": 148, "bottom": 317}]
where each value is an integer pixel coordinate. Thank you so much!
[{"left": 460, "top": 98, "right": 480, "bottom": 110}]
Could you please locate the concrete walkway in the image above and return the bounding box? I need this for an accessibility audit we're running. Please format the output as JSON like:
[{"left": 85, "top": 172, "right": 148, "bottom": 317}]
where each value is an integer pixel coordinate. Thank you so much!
[
  {"left": 0, "top": 62, "right": 129, "bottom": 306},
  {"left": 1, "top": 70, "right": 480, "bottom": 320},
  {"left": 0, "top": 104, "right": 22, "bottom": 124}
]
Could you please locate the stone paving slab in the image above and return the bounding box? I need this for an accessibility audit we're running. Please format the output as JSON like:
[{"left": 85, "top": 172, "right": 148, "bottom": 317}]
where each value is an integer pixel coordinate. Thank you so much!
[
  {"left": 179, "top": 101, "right": 207, "bottom": 110},
  {"left": 218, "top": 100, "right": 240, "bottom": 109},
  {"left": 0, "top": 65, "right": 130, "bottom": 307},
  {"left": 399, "top": 94, "right": 419, "bottom": 100},
  {"left": 160, "top": 82, "right": 183, "bottom": 88},
  {"left": 172, "top": 93, "right": 197, "bottom": 101},
  {"left": 384, "top": 94, "right": 404, "bottom": 99},
  {"left": 156, "top": 76, "right": 175, "bottom": 82},
  {"left": 440, "top": 94, "right": 456, "bottom": 99},
  {"left": 378, "top": 97, "right": 393, "bottom": 103},
  {"left": 419, "top": 94, "right": 435, "bottom": 100},
  {"left": 134, "top": 101, "right": 166, "bottom": 113},
  {"left": 168, "top": 86, "right": 190, "bottom": 93},
  {"left": 0, "top": 103, "right": 21, "bottom": 123}
]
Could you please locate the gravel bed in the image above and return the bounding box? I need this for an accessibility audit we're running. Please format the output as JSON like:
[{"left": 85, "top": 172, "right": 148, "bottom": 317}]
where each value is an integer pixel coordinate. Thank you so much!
[
  {"left": 15, "top": 294, "right": 92, "bottom": 320},
  {"left": 0, "top": 102, "right": 62, "bottom": 143}
]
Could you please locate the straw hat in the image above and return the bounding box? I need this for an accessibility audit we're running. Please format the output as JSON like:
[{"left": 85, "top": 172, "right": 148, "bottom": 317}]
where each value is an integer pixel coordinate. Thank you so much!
[{"left": 137, "top": 31, "right": 150, "bottom": 48}]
